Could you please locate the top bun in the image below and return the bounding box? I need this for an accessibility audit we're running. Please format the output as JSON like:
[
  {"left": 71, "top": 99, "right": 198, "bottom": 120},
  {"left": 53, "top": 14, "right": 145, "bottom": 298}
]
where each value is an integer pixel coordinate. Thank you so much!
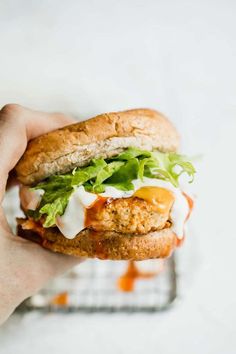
[{"left": 16, "top": 109, "right": 180, "bottom": 185}]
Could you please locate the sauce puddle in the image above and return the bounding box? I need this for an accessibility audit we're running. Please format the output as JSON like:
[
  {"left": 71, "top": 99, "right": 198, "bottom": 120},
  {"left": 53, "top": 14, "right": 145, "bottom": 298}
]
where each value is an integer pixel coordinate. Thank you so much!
[
  {"left": 118, "top": 260, "right": 164, "bottom": 292},
  {"left": 51, "top": 292, "right": 69, "bottom": 306}
]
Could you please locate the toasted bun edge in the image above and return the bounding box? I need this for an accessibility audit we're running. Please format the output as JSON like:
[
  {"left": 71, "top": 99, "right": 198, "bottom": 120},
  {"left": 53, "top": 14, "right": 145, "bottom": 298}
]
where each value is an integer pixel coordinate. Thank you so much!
[
  {"left": 17, "top": 218, "right": 177, "bottom": 261},
  {"left": 15, "top": 108, "right": 180, "bottom": 185}
]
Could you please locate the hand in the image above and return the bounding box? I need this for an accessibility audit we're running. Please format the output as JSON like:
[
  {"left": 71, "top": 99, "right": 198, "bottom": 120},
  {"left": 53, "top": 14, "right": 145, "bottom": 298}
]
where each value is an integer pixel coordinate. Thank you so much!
[{"left": 0, "top": 104, "right": 81, "bottom": 325}]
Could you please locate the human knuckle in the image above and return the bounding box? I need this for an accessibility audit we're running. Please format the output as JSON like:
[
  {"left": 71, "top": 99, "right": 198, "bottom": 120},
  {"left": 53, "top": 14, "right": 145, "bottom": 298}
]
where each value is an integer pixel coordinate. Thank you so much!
[{"left": 1, "top": 103, "right": 23, "bottom": 118}]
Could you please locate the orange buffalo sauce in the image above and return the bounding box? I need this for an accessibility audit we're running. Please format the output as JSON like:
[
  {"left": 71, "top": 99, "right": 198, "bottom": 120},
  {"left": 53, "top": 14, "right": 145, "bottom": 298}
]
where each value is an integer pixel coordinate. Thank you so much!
[
  {"left": 51, "top": 292, "right": 69, "bottom": 306},
  {"left": 85, "top": 196, "right": 108, "bottom": 228},
  {"left": 118, "top": 261, "right": 164, "bottom": 292},
  {"left": 84, "top": 196, "right": 111, "bottom": 258},
  {"left": 21, "top": 219, "right": 45, "bottom": 237},
  {"left": 175, "top": 192, "right": 194, "bottom": 247},
  {"left": 183, "top": 192, "right": 194, "bottom": 220},
  {"left": 84, "top": 196, "right": 110, "bottom": 259},
  {"left": 133, "top": 186, "right": 175, "bottom": 214}
]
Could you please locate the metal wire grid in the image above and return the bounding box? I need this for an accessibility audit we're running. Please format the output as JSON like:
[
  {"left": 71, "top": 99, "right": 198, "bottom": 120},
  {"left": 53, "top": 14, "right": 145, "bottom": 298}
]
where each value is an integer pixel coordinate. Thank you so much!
[
  {"left": 18, "top": 257, "right": 177, "bottom": 312},
  {"left": 4, "top": 187, "right": 177, "bottom": 313}
]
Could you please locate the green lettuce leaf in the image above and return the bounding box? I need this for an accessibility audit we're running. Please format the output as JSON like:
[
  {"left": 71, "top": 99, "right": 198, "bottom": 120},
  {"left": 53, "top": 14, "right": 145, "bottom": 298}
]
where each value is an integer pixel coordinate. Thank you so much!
[
  {"left": 92, "top": 161, "right": 125, "bottom": 191},
  {"left": 39, "top": 191, "right": 73, "bottom": 227},
  {"left": 105, "top": 158, "right": 139, "bottom": 189},
  {"left": 30, "top": 147, "right": 196, "bottom": 227},
  {"left": 112, "top": 147, "right": 151, "bottom": 160},
  {"left": 150, "top": 151, "right": 196, "bottom": 187},
  {"left": 71, "top": 159, "right": 107, "bottom": 186}
]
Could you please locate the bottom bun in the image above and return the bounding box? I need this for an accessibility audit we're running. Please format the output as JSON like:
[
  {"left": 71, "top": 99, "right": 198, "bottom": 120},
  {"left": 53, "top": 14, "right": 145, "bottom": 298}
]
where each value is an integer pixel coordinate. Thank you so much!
[{"left": 17, "top": 218, "right": 177, "bottom": 261}]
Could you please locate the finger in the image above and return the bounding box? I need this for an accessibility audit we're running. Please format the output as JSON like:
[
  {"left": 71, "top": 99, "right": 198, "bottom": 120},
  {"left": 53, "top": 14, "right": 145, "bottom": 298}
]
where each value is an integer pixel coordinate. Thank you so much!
[
  {"left": 23, "top": 245, "right": 83, "bottom": 294},
  {"left": 2, "top": 233, "right": 83, "bottom": 316},
  {"left": 0, "top": 207, "right": 11, "bottom": 233},
  {"left": 0, "top": 104, "right": 76, "bottom": 201},
  {"left": 6, "top": 170, "right": 18, "bottom": 191}
]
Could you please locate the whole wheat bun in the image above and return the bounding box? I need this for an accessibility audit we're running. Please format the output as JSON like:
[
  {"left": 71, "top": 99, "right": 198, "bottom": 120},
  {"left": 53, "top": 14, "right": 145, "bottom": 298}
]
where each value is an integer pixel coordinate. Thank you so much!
[
  {"left": 17, "top": 218, "right": 177, "bottom": 260},
  {"left": 15, "top": 108, "right": 179, "bottom": 185}
]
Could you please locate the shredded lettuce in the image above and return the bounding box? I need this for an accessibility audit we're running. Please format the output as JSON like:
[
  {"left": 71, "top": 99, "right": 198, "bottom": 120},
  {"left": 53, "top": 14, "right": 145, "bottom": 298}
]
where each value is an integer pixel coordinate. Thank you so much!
[{"left": 30, "top": 147, "right": 196, "bottom": 227}]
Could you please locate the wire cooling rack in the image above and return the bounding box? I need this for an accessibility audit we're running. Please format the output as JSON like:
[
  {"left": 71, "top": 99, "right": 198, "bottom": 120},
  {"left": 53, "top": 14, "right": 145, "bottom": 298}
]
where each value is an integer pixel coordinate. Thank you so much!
[
  {"left": 3, "top": 187, "right": 177, "bottom": 313},
  {"left": 18, "top": 257, "right": 177, "bottom": 312}
]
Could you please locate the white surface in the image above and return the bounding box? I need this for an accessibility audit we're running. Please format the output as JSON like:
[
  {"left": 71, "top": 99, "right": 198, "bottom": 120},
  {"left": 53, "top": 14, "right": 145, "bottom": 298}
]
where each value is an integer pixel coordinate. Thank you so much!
[{"left": 0, "top": 0, "right": 236, "bottom": 353}]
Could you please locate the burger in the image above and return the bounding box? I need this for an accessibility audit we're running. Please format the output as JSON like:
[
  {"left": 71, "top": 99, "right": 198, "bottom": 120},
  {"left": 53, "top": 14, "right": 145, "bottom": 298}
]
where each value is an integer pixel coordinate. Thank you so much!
[{"left": 16, "top": 109, "right": 195, "bottom": 260}]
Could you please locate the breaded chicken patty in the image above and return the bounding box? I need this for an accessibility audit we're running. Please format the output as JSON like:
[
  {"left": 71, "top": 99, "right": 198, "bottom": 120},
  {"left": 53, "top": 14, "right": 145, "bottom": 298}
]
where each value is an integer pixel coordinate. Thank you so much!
[{"left": 85, "top": 197, "right": 172, "bottom": 234}]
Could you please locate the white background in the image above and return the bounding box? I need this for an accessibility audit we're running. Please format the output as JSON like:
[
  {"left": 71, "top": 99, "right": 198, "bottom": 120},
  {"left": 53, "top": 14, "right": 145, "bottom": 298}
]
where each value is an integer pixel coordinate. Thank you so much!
[{"left": 0, "top": 1, "right": 236, "bottom": 353}]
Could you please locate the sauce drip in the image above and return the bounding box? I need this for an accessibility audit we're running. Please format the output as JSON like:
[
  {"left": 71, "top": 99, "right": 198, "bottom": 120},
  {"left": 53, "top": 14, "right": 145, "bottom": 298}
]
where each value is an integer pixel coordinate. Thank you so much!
[
  {"left": 175, "top": 234, "right": 185, "bottom": 247},
  {"left": 175, "top": 193, "right": 194, "bottom": 246},
  {"left": 51, "top": 292, "right": 69, "bottom": 306},
  {"left": 133, "top": 187, "right": 174, "bottom": 214},
  {"left": 85, "top": 197, "right": 110, "bottom": 259},
  {"left": 85, "top": 196, "right": 108, "bottom": 228},
  {"left": 183, "top": 192, "right": 194, "bottom": 220},
  {"left": 118, "top": 261, "right": 164, "bottom": 292}
]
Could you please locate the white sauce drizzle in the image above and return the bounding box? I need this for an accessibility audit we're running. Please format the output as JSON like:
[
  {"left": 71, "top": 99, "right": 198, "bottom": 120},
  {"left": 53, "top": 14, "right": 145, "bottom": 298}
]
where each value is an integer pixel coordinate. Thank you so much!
[
  {"left": 56, "top": 186, "right": 97, "bottom": 239},
  {"left": 56, "top": 178, "right": 190, "bottom": 239},
  {"left": 21, "top": 178, "right": 190, "bottom": 240}
]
